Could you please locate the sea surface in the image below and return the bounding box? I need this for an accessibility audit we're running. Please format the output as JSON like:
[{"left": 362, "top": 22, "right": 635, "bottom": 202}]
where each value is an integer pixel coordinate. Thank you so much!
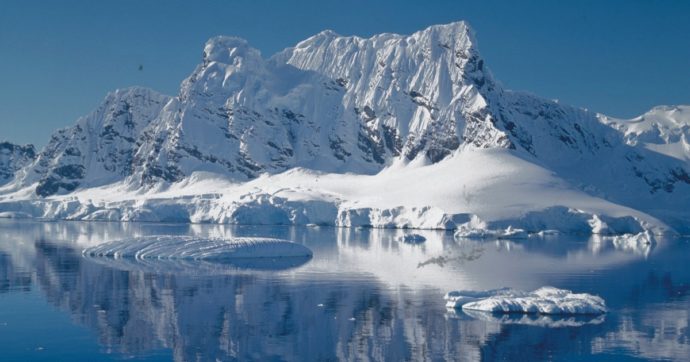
[{"left": 0, "top": 219, "right": 688, "bottom": 361}]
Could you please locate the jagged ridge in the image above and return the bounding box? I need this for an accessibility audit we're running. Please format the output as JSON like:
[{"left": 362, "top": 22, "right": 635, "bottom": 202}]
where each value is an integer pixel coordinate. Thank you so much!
[{"left": 0, "top": 21, "right": 689, "bottom": 233}]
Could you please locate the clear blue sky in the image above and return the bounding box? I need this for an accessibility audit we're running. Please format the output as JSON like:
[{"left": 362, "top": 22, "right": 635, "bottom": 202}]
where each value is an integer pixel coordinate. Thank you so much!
[{"left": 1, "top": 0, "right": 689, "bottom": 147}]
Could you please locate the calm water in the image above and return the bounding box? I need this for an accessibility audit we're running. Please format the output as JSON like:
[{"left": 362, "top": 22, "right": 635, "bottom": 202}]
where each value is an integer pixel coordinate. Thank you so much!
[{"left": 0, "top": 219, "right": 688, "bottom": 361}]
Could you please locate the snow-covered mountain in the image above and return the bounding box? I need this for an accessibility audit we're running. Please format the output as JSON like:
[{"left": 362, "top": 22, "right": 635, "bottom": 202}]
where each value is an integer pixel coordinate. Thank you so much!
[
  {"left": 0, "top": 142, "right": 36, "bottom": 185},
  {"left": 127, "top": 22, "right": 506, "bottom": 184},
  {"left": 0, "top": 21, "right": 688, "bottom": 234},
  {"left": 600, "top": 105, "right": 690, "bottom": 162},
  {"left": 10, "top": 87, "right": 170, "bottom": 196}
]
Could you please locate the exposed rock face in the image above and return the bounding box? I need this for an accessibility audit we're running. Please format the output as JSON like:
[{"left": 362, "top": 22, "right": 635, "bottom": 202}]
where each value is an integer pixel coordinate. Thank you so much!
[
  {"left": 0, "top": 21, "right": 688, "bottom": 232},
  {"left": 0, "top": 142, "right": 36, "bottom": 185},
  {"left": 25, "top": 22, "right": 527, "bottom": 194},
  {"left": 13, "top": 87, "right": 170, "bottom": 196},
  {"left": 278, "top": 22, "right": 508, "bottom": 163}
]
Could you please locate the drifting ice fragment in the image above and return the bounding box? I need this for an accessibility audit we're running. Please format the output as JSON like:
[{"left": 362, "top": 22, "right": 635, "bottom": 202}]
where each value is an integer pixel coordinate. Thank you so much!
[
  {"left": 607, "top": 231, "right": 655, "bottom": 253},
  {"left": 445, "top": 287, "right": 606, "bottom": 315}
]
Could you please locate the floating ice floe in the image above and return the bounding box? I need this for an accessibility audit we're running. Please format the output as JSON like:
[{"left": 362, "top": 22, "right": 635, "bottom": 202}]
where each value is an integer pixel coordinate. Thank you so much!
[
  {"left": 445, "top": 287, "right": 606, "bottom": 315},
  {"left": 83, "top": 235, "right": 313, "bottom": 261},
  {"left": 398, "top": 234, "right": 426, "bottom": 244}
]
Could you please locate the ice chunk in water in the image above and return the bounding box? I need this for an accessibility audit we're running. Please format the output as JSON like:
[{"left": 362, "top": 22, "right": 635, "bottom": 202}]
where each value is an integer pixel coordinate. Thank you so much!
[{"left": 445, "top": 287, "right": 606, "bottom": 315}]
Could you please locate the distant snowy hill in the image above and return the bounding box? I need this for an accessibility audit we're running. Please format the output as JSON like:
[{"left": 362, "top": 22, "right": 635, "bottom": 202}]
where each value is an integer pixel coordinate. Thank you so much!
[
  {"left": 600, "top": 105, "right": 690, "bottom": 162},
  {"left": 1, "top": 21, "right": 688, "bottom": 234}
]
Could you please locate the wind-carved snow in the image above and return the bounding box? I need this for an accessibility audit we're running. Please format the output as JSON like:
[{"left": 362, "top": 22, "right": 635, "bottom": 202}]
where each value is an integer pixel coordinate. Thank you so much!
[
  {"left": 445, "top": 287, "right": 607, "bottom": 315},
  {"left": 82, "top": 235, "right": 313, "bottom": 261},
  {"left": 0, "top": 21, "right": 689, "bottom": 235}
]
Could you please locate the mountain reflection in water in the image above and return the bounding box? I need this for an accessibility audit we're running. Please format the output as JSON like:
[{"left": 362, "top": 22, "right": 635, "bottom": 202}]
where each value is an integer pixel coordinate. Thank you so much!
[{"left": 0, "top": 220, "right": 688, "bottom": 361}]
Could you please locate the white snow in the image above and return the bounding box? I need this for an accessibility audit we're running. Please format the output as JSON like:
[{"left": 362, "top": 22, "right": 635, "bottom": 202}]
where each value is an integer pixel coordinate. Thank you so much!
[
  {"left": 600, "top": 105, "right": 690, "bottom": 162},
  {"left": 0, "top": 22, "right": 688, "bottom": 235},
  {"left": 445, "top": 287, "right": 607, "bottom": 315},
  {"left": 82, "top": 235, "right": 313, "bottom": 260},
  {"left": 0, "top": 148, "right": 673, "bottom": 235}
]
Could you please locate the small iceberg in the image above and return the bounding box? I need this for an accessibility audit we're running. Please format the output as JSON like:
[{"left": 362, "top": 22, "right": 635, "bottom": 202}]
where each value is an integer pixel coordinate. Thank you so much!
[
  {"left": 445, "top": 287, "right": 606, "bottom": 315},
  {"left": 398, "top": 234, "right": 426, "bottom": 244},
  {"left": 607, "top": 231, "right": 655, "bottom": 254},
  {"left": 589, "top": 231, "right": 656, "bottom": 257},
  {"left": 83, "top": 235, "right": 313, "bottom": 261}
]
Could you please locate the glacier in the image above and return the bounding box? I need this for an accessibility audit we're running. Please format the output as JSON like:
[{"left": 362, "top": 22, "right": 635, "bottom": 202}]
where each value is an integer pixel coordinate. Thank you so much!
[{"left": 0, "top": 21, "right": 689, "bottom": 235}]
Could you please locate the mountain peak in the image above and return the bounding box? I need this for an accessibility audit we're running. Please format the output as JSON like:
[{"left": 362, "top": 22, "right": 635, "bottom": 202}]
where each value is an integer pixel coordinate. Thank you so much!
[
  {"left": 420, "top": 20, "right": 472, "bottom": 34},
  {"left": 291, "top": 21, "right": 477, "bottom": 52},
  {"left": 412, "top": 21, "right": 478, "bottom": 55},
  {"left": 203, "top": 36, "right": 262, "bottom": 64},
  {"left": 315, "top": 29, "right": 339, "bottom": 38}
]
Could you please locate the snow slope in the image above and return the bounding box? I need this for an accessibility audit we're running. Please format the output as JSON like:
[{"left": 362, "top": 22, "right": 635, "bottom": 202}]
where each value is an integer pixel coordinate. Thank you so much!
[
  {"left": 0, "top": 21, "right": 689, "bottom": 234},
  {"left": 0, "top": 148, "right": 671, "bottom": 235},
  {"left": 600, "top": 105, "right": 690, "bottom": 162}
]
